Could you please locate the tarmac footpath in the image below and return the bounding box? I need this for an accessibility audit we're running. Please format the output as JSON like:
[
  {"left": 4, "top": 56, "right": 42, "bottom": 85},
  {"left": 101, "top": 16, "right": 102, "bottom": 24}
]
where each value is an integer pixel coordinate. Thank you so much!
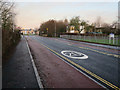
[
  {"left": 2, "top": 37, "right": 39, "bottom": 89},
  {"left": 27, "top": 37, "right": 105, "bottom": 89}
]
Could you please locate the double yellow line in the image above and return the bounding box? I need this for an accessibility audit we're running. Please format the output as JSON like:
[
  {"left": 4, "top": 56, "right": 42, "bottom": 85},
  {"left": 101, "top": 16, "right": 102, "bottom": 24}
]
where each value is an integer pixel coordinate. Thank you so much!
[
  {"left": 79, "top": 47, "right": 120, "bottom": 58},
  {"left": 40, "top": 43, "right": 119, "bottom": 89}
]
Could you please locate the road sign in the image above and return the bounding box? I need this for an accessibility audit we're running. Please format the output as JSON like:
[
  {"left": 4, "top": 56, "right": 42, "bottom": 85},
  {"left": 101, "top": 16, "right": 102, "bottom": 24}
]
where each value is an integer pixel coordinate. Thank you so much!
[
  {"left": 61, "top": 50, "right": 88, "bottom": 59},
  {"left": 109, "top": 33, "right": 114, "bottom": 38},
  {"left": 109, "top": 33, "right": 115, "bottom": 44}
]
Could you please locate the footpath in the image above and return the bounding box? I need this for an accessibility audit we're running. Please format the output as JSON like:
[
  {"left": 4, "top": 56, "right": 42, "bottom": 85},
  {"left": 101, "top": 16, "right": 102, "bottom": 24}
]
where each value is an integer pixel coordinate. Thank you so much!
[{"left": 2, "top": 37, "right": 39, "bottom": 88}]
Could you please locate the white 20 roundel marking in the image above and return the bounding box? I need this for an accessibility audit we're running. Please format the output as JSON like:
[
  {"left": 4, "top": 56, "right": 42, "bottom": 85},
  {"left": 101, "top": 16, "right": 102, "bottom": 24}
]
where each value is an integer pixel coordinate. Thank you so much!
[{"left": 61, "top": 50, "right": 88, "bottom": 59}]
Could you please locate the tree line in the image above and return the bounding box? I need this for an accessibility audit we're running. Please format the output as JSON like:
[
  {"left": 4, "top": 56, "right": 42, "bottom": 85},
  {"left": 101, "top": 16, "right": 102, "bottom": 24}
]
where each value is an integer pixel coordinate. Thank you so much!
[
  {"left": 39, "top": 16, "right": 119, "bottom": 37},
  {"left": 39, "top": 19, "right": 68, "bottom": 37}
]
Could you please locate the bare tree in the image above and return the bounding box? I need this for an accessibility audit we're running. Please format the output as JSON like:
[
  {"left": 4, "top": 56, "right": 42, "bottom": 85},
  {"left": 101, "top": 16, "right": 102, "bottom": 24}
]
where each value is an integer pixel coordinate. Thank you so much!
[
  {"left": 95, "top": 16, "right": 102, "bottom": 28},
  {"left": 102, "top": 23, "right": 109, "bottom": 27},
  {"left": 0, "top": 1, "right": 15, "bottom": 31},
  {"left": 64, "top": 18, "right": 69, "bottom": 25},
  {"left": 1, "top": 1, "right": 21, "bottom": 58}
]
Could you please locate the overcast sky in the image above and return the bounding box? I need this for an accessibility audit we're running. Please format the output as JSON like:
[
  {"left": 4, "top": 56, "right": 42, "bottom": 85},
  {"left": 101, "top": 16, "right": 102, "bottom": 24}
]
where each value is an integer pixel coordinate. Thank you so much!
[{"left": 14, "top": 2, "right": 118, "bottom": 29}]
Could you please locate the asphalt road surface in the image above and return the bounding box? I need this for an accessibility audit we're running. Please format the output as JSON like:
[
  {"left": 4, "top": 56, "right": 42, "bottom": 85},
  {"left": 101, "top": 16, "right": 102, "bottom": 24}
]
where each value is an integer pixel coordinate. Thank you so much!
[{"left": 27, "top": 35, "right": 120, "bottom": 89}]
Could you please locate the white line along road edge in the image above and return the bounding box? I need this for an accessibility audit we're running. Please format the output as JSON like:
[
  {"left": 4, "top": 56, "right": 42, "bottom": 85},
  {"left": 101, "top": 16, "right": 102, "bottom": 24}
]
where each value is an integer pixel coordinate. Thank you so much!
[{"left": 25, "top": 37, "right": 43, "bottom": 88}]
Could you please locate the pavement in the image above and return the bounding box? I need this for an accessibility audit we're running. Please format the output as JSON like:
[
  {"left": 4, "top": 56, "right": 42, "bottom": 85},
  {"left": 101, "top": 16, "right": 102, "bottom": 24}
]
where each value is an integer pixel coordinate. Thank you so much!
[
  {"left": 2, "top": 37, "right": 39, "bottom": 88},
  {"left": 83, "top": 43, "right": 119, "bottom": 50},
  {"left": 27, "top": 35, "right": 120, "bottom": 89}
]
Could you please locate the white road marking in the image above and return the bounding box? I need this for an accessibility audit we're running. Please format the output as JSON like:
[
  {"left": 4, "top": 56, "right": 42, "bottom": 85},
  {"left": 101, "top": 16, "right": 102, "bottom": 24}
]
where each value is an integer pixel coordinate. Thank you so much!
[
  {"left": 61, "top": 50, "right": 88, "bottom": 59},
  {"left": 50, "top": 50, "right": 106, "bottom": 89},
  {"left": 25, "top": 37, "right": 43, "bottom": 88}
]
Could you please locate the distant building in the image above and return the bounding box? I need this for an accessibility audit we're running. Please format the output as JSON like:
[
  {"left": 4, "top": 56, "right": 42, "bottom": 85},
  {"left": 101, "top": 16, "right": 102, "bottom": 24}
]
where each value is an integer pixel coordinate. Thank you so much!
[
  {"left": 79, "top": 26, "right": 86, "bottom": 34},
  {"left": 21, "top": 29, "right": 37, "bottom": 35},
  {"left": 66, "top": 25, "right": 85, "bottom": 34},
  {"left": 34, "top": 30, "right": 39, "bottom": 35},
  {"left": 95, "top": 27, "right": 103, "bottom": 32}
]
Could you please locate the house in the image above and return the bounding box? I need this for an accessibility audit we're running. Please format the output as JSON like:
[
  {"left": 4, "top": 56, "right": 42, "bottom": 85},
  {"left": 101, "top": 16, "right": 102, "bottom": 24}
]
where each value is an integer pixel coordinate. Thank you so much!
[
  {"left": 66, "top": 25, "right": 85, "bottom": 34},
  {"left": 95, "top": 27, "right": 103, "bottom": 32}
]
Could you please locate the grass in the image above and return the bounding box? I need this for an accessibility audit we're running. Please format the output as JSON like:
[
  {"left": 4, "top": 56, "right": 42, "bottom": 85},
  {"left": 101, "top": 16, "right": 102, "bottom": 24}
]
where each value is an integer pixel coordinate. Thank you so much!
[{"left": 73, "top": 38, "right": 119, "bottom": 46}]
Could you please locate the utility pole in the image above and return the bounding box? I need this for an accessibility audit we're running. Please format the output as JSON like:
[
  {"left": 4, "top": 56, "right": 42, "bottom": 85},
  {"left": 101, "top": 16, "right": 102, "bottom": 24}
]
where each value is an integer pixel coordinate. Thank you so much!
[
  {"left": 0, "top": 10, "right": 1, "bottom": 31},
  {"left": 46, "top": 28, "right": 48, "bottom": 36},
  {"left": 54, "top": 20, "right": 56, "bottom": 37},
  {"left": 66, "top": 25, "right": 68, "bottom": 32}
]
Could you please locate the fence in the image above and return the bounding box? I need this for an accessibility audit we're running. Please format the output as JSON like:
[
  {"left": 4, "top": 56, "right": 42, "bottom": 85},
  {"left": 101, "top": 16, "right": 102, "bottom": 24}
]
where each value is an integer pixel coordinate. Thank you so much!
[{"left": 60, "top": 35, "right": 119, "bottom": 46}]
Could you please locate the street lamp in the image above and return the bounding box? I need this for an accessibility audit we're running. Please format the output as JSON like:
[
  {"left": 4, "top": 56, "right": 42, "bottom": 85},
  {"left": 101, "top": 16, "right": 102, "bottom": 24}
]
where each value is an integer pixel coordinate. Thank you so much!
[
  {"left": 66, "top": 25, "right": 68, "bottom": 32},
  {"left": 46, "top": 28, "right": 48, "bottom": 36},
  {"left": 54, "top": 20, "right": 56, "bottom": 37},
  {"left": 0, "top": 10, "right": 1, "bottom": 31}
]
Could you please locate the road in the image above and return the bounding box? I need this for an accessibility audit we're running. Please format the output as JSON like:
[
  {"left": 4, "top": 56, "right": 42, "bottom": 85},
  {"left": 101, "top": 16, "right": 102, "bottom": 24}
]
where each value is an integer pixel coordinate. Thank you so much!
[{"left": 27, "top": 35, "right": 120, "bottom": 89}]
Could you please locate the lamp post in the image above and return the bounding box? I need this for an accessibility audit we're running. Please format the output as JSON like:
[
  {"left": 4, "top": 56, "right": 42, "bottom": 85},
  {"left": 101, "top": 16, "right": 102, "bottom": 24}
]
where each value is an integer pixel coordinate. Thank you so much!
[
  {"left": 46, "top": 28, "right": 48, "bottom": 36},
  {"left": 54, "top": 20, "right": 56, "bottom": 37},
  {"left": 0, "top": 10, "right": 1, "bottom": 31},
  {"left": 66, "top": 25, "right": 68, "bottom": 32}
]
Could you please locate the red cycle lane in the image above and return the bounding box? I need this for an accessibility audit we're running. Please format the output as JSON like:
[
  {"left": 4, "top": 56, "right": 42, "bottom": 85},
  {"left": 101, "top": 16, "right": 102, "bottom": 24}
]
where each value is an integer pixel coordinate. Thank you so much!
[{"left": 27, "top": 37, "right": 104, "bottom": 88}]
